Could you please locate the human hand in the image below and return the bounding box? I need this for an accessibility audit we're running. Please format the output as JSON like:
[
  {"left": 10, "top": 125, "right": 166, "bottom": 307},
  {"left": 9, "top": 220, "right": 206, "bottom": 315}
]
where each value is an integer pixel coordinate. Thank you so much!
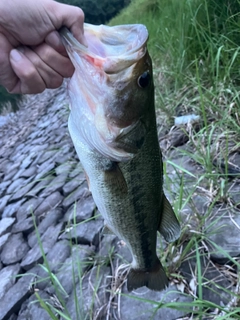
[{"left": 0, "top": 0, "right": 86, "bottom": 94}]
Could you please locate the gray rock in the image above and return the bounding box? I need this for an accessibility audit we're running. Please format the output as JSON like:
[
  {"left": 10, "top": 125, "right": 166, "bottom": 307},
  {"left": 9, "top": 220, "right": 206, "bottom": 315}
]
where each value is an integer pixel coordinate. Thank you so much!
[
  {"left": 68, "top": 162, "right": 83, "bottom": 178},
  {"left": 16, "top": 198, "right": 43, "bottom": 221},
  {"left": 2, "top": 198, "right": 25, "bottom": 218},
  {"left": 120, "top": 284, "right": 192, "bottom": 320},
  {"left": 0, "top": 233, "right": 11, "bottom": 252},
  {"left": 1, "top": 233, "right": 30, "bottom": 265},
  {"left": 26, "top": 175, "right": 55, "bottom": 197},
  {"left": 27, "top": 143, "right": 49, "bottom": 154},
  {"left": 55, "top": 161, "right": 74, "bottom": 175},
  {"left": 20, "top": 152, "right": 36, "bottom": 169},
  {"left": 0, "top": 273, "right": 33, "bottom": 320},
  {"left": 62, "top": 172, "right": 85, "bottom": 196},
  {"left": 0, "top": 194, "right": 11, "bottom": 213},
  {"left": 39, "top": 172, "right": 68, "bottom": 198},
  {"left": 18, "top": 165, "right": 37, "bottom": 178},
  {"left": 0, "top": 264, "right": 21, "bottom": 300},
  {"left": 34, "top": 160, "right": 56, "bottom": 181},
  {"left": 3, "top": 168, "right": 18, "bottom": 182},
  {"left": 17, "top": 291, "right": 52, "bottom": 320},
  {"left": 0, "top": 180, "right": 11, "bottom": 197},
  {"left": 62, "top": 182, "right": 90, "bottom": 209},
  {"left": 34, "top": 191, "right": 63, "bottom": 217},
  {"left": 37, "top": 149, "right": 58, "bottom": 165},
  {"left": 61, "top": 217, "right": 103, "bottom": 246},
  {"left": 64, "top": 196, "right": 95, "bottom": 223},
  {"left": 10, "top": 179, "right": 37, "bottom": 201},
  {"left": 28, "top": 208, "right": 63, "bottom": 248},
  {"left": 46, "top": 245, "right": 95, "bottom": 295},
  {"left": 11, "top": 217, "right": 34, "bottom": 235},
  {"left": 206, "top": 207, "right": 240, "bottom": 258},
  {"left": 0, "top": 217, "right": 15, "bottom": 237},
  {"left": 45, "top": 240, "right": 71, "bottom": 273},
  {"left": 66, "top": 265, "right": 111, "bottom": 320},
  {"left": 7, "top": 178, "right": 26, "bottom": 195},
  {"left": 21, "top": 222, "right": 64, "bottom": 270}
]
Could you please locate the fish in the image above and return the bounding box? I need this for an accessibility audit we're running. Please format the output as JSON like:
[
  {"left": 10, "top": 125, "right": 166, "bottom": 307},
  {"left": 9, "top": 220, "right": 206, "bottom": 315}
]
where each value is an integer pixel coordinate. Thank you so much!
[{"left": 60, "top": 24, "right": 180, "bottom": 291}]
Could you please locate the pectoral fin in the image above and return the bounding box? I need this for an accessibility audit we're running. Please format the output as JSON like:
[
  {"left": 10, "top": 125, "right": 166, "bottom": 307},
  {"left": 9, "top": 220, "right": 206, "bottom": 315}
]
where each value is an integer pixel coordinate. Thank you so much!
[
  {"left": 104, "top": 162, "right": 128, "bottom": 196},
  {"left": 158, "top": 193, "right": 181, "bottom": 242}
]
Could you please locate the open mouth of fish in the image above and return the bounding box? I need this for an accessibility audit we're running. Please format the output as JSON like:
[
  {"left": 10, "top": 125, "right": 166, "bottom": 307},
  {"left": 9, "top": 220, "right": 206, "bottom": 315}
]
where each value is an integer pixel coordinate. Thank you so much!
[{"left": 60, "top": 23, "right": 148, "bottom": 74}]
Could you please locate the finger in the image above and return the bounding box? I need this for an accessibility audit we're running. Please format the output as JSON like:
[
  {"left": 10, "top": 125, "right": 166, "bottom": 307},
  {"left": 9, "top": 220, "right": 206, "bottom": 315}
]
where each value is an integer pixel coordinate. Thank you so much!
[
  {"left": 17, "top": 46, "right": 64, "bottom": 90},
  {"left": 9, "top": 49, "right": 46, "bottom": 94},
  {"left": 49, "top": 2, "right": 88, "bottom": 46},
  {"left": 32, "top": 42, "right": 74, "bottom": 78},
  {"left": 0, "top": 32, "right": 18, "bottom": 91}
]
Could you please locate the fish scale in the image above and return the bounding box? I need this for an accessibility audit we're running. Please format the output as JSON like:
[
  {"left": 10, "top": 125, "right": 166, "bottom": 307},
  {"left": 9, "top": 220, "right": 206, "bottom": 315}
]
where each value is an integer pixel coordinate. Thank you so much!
[{"left": 60, "top": 23, "right": 181, "bottom": 291}]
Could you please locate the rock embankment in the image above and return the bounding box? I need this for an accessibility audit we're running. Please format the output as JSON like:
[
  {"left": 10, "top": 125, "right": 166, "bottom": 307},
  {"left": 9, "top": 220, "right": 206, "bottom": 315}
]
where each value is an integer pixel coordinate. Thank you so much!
[{"left": 0, "top": 85, "right": 239, "bottom": 319}]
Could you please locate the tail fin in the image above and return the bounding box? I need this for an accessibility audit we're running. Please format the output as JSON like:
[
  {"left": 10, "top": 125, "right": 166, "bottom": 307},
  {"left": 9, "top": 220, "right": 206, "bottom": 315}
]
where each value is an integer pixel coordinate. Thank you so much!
[{"left": 127, "top": 260, "right": 168, "bottom": 291}]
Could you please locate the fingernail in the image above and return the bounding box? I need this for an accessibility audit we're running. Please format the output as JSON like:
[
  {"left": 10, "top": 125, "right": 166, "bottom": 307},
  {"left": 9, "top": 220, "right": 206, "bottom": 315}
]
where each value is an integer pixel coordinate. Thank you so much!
[{"left": 10, "top": 49, "right": 23, "bottom": 62}]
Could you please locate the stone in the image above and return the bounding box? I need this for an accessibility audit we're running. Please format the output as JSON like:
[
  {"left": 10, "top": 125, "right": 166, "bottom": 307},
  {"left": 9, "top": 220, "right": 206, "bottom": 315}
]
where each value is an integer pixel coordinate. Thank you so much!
[
  {"left": 18, "top": 165, "right": 37, "bottom": 178},
  {"left": 2, "top": 198, "right": 25, "bottom": 218},
  {"left": 10, "top": 179, "right": 37, "bottom": 201},
  {"left": 34, "top": 160, "right": 56, "bottom": 181},
  {"left": 62, "top": 182, "right": 90, "bottom": 209},
  {"left": 0, "top": 180, "right": 11, "bottom": 197},
  {"left": 1, "top": 233, "right": 30, "bottom": 265},
  {"left": 62, "top": 172, "right": 85, "bottom": 196},
  {"left": 120, "top": 284, "right": 193, "bottom": 320},
  {"left": 64, "top": 196, "right": 96, "bottom": 223},
  {"left": 38, "top": 172, "right": 68, "bottom": 198},
  {"left": 20, "top": 152, "right": 36, "bottom": 169},
  {"left": 46, "top": 245, "right": 95, "bottom": 295},
  {"left": 11, "top": 217, "right": 34, "bottom": 235},
  {"left": 3, "top": 168, "right": 18, "bottom": 182},
  {"left": 0, "top": 194, "right": 11, "bottom": 213},
  {"left": 55, "top": 161, "right": 74, "bottom": 175},
  {"left": 206, "top": 207, "right": 240, "bottom": 258},
  {"left": 16, "top": 198, "right": 43, "bottom": 221},
  {"left": 0, "top": 264, "right": 21, "bottom": 300},
  {"left": 17, "top": 291, "right": 53, "bottom": 320},
  {"left": 66, "top": 265, "right": 111, "bottom": 320},
  {"left": 0, "top": 217, "right": 15, "bottom": 237},
  {"left": 45, "top": 240, "right": 71, "bottom": 273},
  {"left": 180, "top": 252, "right": 231, "bottom": 307},
  {"left": 27, "top": 143, "right": 49, "bottom": 154},
  {"left": 21, "top": 222, "right": 64, "bottom": 270},
  {"left": 0, "top": 273, "right": 33, "bottom": 320},
  {"left": 61, "top": 217, "right": 103, "bottom": 246},
  {"left": 28, "top": 208, "right": 63, "bottom": 248},
  {"left": 37, "top": 149, "right": 58, "bottom": 165},
  {"left": 34, "top": 191, "right": 63, "bottom": 217},
  {"left": 25, "top": 175, "right": 55, "bottom": 197},
  {"left": 68, "top": 162, "right": 83, "bottom": 178},
  {"left": 0, "top": 233, "right": 11, "bottom": 251},
  {"left": 6, "top": 178, "right": 26, "bottom": 194}
]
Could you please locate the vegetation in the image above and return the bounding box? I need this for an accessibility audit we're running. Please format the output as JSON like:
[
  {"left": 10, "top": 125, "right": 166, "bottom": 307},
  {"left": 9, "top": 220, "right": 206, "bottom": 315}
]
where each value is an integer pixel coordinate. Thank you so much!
[
  {"left": 0, "top": 86, "right": 22, "bottom": 114},
  {"left": 57, "top": 0, "right": 130, "bottom": 25},
  {"left": 27, "top": 0, "right": 240, "bottom": 318}
]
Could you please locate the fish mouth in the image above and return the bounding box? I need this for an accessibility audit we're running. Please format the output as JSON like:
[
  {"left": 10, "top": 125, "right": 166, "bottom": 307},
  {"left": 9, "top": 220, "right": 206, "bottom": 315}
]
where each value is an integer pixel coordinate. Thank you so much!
[{"left": 59, "top": 23, "right": 148, "bottom": 73}]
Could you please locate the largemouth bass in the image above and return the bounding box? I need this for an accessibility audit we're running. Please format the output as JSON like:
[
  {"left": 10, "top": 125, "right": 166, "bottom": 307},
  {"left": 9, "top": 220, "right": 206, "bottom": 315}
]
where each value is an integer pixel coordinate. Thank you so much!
[{"left": 60, "top": 24, "right": 180, "bottom": 291}]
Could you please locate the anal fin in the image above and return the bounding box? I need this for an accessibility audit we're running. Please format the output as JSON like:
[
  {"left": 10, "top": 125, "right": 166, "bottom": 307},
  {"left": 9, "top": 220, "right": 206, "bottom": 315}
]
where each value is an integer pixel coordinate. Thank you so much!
[{"left": 158, "top": 193, "right": 181, "bottom": 242}]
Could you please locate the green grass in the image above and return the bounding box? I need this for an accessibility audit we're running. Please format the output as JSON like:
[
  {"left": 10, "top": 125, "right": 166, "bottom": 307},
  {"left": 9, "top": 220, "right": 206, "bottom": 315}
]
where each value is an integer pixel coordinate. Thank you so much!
[{"left": 27, "top": 0, "right": 240, "bottom": 319}]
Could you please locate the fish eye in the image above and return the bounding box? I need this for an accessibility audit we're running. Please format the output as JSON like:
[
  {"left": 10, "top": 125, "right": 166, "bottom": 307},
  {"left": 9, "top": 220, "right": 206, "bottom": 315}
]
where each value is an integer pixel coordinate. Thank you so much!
[{"left": 137, "top": 71, "right": 151, "bottom": 88}]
